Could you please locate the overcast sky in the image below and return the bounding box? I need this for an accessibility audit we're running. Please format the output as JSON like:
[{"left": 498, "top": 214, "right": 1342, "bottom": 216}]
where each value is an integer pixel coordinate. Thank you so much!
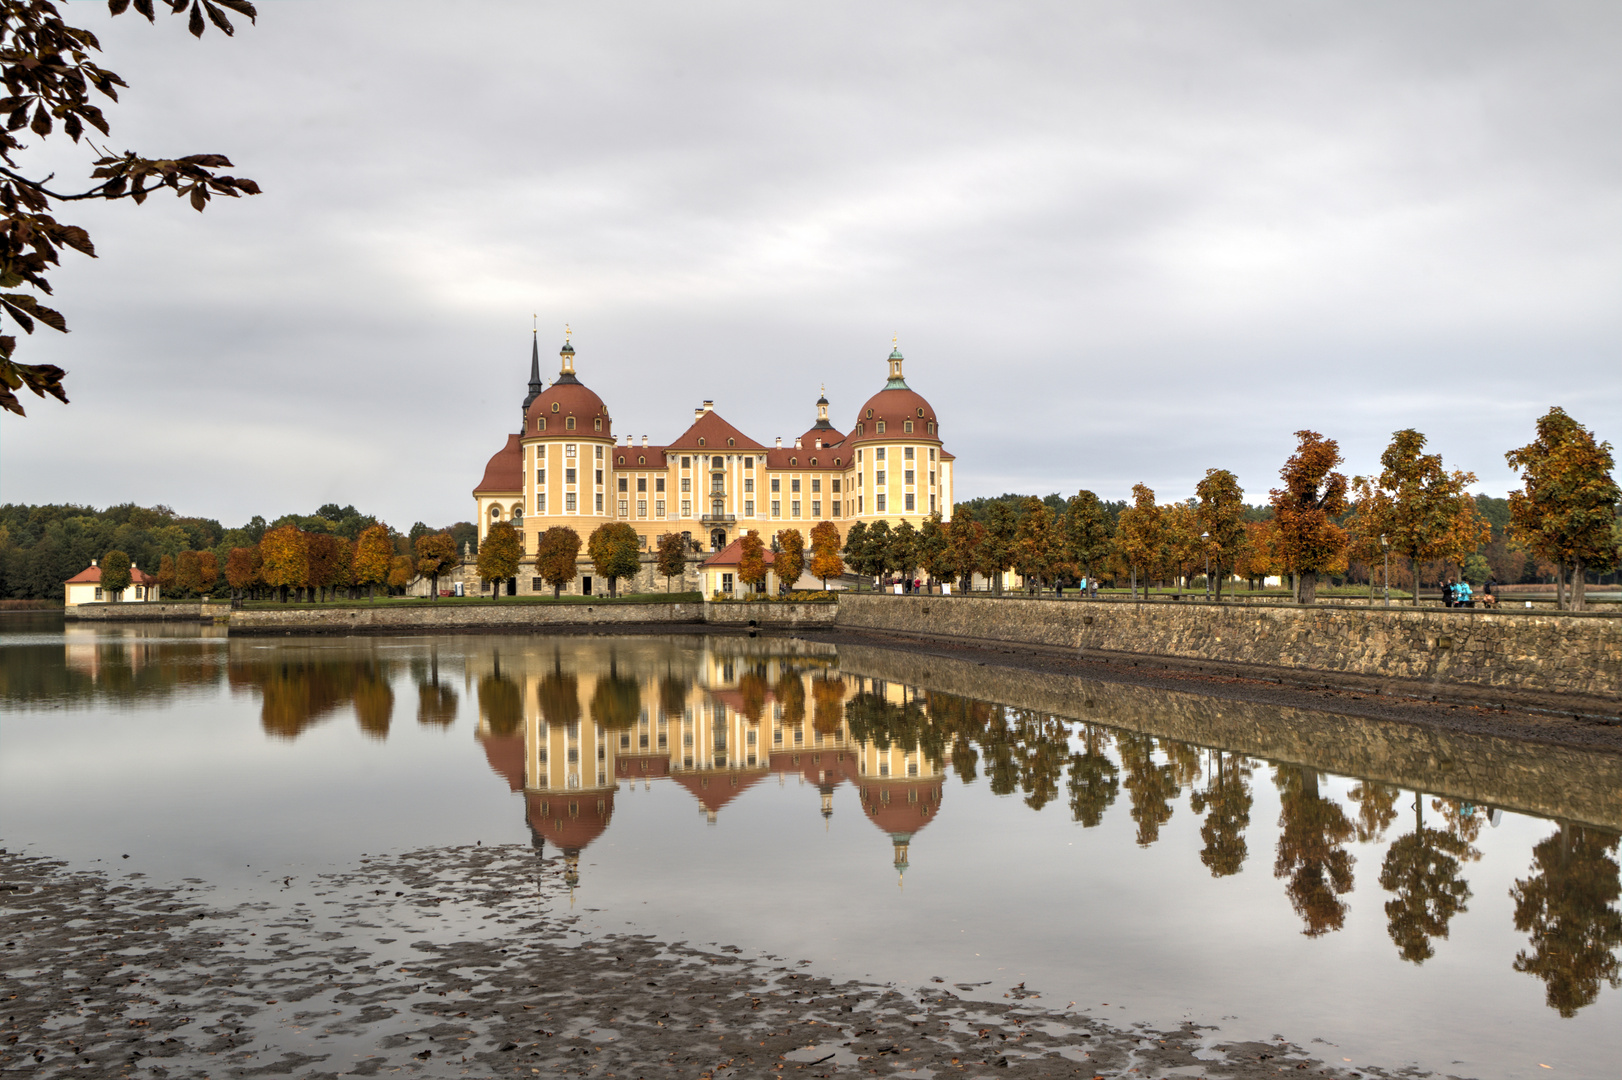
[{"left": 2, "top": 1, "right": 1618, "bottom": 529}]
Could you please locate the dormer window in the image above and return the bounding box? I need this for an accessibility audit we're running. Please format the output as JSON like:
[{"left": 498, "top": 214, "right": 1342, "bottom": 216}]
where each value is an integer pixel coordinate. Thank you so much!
[
  {"left": 810, "top": 458, "right": 817, "bottom": 466},
  {"left": 876, "top": 421, "right": 885, "bottom": 434},
  {"left": 537, "top": 417, "right": 546, "bottom": 431},
  {"left": 727, "top": 437, "right": 735, "bottom": 447},
  {"left": 834, "top": 458, "right": 841, "bottom": 466},
  {"left": 917, "top": 408, "right": 924, "bottom": 417},
  {"left": 594, "top": 418, "right": 602, "bottom": 432},
  {"left": 790, "top": 457, "right": 797, "bottom": 466},
  {"left": 698, "top": 437, "right": 706, "bottom": 447},
  {"left": 638, "top": 455, "right": 646, "bottom": 465},
  {"left": 617, "top": 456, "right": 625, "bottom": 464},
  {"left": 866, "top": 409, "right": 873, "bottom": 418},
  {"left": 904, "top": 421, "right": 912, "bottom": 433},
  {"left": 928, "top": 421, "right": 934, "bottom": 435},
  {"left": 566, "top": 416, "right": 576, "bottom": 430}
]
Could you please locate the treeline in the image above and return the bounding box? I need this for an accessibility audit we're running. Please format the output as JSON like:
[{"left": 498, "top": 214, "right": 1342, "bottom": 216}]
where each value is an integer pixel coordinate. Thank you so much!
[
  {"left": 844, "top": 409, "right": 1618, "bottom": 611},
  {"left": 0, "top": 502, "right": 475, "bottom": 601}
]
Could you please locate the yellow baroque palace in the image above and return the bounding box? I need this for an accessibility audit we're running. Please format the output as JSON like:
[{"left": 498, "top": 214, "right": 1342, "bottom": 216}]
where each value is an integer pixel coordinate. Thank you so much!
[{"left": 472, "top": 335, "right": 956, "bottom": 561}]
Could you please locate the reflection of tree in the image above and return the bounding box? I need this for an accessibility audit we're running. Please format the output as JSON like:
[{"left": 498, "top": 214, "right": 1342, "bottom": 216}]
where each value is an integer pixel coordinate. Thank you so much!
[
  {"left": 1013, "top": 709, "right": 1068, "bottom": 812},
  {"left": 413, "top": 647, "right": 457, "bottom": 727},
  {"left": 1510, "top": 823, "right": 1622, "bottom": 1017},
  {"left": 1067, "top": 725, "right": 1118, "bottom": 828},
  {"left": 950, "top": 736, "right": 980, "bottom": 784},
  {"left": 811, "top": 674, "right": 846, "bottom": 735},
  {"left": 538, "top": 668, "right": 580, "bottom": 728},
  {"left": 589, "top": 659, "right": 641, "bottom": 731},
  {"left": 659, "top": 673, "right": 689, "bottom": 721},
  {"left": 353, "top": 662, "right": 394, "bottom": 738},
  {"left": 1378, "top": 794, "right": 1477, "bottom": 963},
  {"left": 232, "top": 655, "right": 396, "bottom": 740},
  {"left": 1348, "top": 781, "right": 1401, "bottom": 843},
  {"left": 774, "top": 666, "right": 806, "bottom": 726},
  {"left": 478, "top": 663, "right": 522, "bottom": 737},
  {"left": 736, "top": 665, "right": 769, "bottom": 723},
  {"left": 1190, "top": 751, "right": 1252, "bottom": 877},
  {"left": 1274, "top": 766, "right": 1356, "bottom": 937},
  {"left": 1432, "top": 797, "right": 1486, "bottom": 846},
  {"left": 1119, "top": 734, "right": 1179, "bottom": 847}
]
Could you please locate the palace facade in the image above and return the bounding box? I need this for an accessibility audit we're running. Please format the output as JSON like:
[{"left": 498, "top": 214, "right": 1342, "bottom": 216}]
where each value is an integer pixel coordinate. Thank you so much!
[{"left": 472, "top": 336, "right": 955, "bottom": 564}]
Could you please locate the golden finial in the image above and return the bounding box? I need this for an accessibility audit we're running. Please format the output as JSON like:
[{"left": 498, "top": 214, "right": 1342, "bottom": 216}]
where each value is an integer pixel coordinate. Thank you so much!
[
  {"left": 565, "top": 323, "right": 572, "bottom": 341},
  {"left": 532, "top": 312, "right": 537, "bottom": 334}
]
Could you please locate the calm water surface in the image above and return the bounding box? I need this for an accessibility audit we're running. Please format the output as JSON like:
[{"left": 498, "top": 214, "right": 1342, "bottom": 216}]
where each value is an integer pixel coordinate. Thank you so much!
[{"left": 1, "top": 614, "right": 1618, "bottom": 1079}]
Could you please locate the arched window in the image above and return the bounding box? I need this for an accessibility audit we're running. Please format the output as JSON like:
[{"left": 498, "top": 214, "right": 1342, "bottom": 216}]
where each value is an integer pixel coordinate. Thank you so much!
[
  {"left": 876, "top": 421, "right": 885, "bottom": 434},
  {"left": 537, "top": 417, "right": 546, "bottom": 431},
  {"left": 857, "top": 423, "right": 863, "bottom": 436},
  {"left": 510, "top": 503, "right": 523, "bottom": 519},
  {"left": 904, "top": 421, "right": 912, "bottom": 433},
  {"left": 594, "top": 418, "right": 602, "bottom": 431},
  {"left": 810, "top": 458, "right": 817, "bottom": 466},
  {"left": 928, "top": 422, "right": 934, "bottom": 435},
  {"left": 790, "top": 457, "right": 797, "bottom": 466},
  {"left": 727, "top": 438, "right": 735, "bottom": 447},
  {"left": 698, "top": 437, "right": 706, "bottom": 447},
  {"left": 834, "top": 458, "right": 841, "bottom": 466},
  {"left": 638, "top": 455, "right": 645, "bottom": 465},
  {"left": 489, "top": 506, "right": 501, "bottom": 520},
  {"left": 566, "top": 416, "right": 576, "bottom": 430},
  {"left": 617, "top": 456, "right": 625, "bottom": 465}
]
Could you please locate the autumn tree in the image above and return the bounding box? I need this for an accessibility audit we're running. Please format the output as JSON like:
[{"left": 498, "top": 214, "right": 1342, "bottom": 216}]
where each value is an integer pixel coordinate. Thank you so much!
[
  {"left": 774, "top": 528, "right": 805, "bottom": 593},
  {"left": 737, "top": 529, "right": 768, "bottom": 595},
  {"left": 1119, "top": 733, "right": 1179, "bottom": 847},
  {"left": 916, "top": 514, "right": 949, "bottom": 587},
  {"left": 477, "top": 521, "right": 521, "bottom": 597},
  {"left": 1067, "top": 726, "right": 1119, "bottom": 828},
  {"left": 535, "top": 526, "right": 581, "bottom": 596},
  {"left": 1510, "top": 823, "right": 1622, "bottom": 1016},
  {"left": 99, "top": 548, "right": 131, "bottom": 599},
  {"left": 589, "top": 658, "right": 642, "bottom": 730},
  {"left": 0, "top": 0, "right": 262, "bottom": 417},
  {"left": 1378, "top": 794, "right": 1478, "bottom": 964},
  {"left": 1195, "top": 469, "right": 1246, "bottom": 600},
  {"left": 1190, "top": 751, "right": 1253, "bottom": 877},
  {"left": 174, "top": 549, "right": 201, "bottom": 596},
  {"left": 351, "top": 524, "right": 394, "bottom": 601},
  {"left": 586, "top": 523, "right": 641, "bottom": 598},
  {"left": 943, "top": 514, "right": 985, "bottom": 591},
  {"left": 1232, "top": 519, "right": 1278, "bottom": 591},
  {"left": 155, "top": 552, "right": 176, "bottom": 593},
  {"left": 1115, "top": 484, "right": 1163, "bottom": 597},
  {"left": 1274, "top": 766, "right": 1356, "bottom": 936},
  {"left": 655, "top": 531, "right": 688, "bottom": 592},
  {"left": 258, "top": 524, "right": 307, "bottom": 603},
  {"left": 1064, "top": 490, "right": 1115, "bottom": 584},
  {"left": 1352, "top": 429, "right": 1489, "bottom": 608},
  {"left": 808, "top": 519, "right": 844, "bottom": 588},
  {"left": 1161, "top": 500, "right": 1202, "bottom": 591},
  {"left": 1271, "top": 431, "right": 1350, "bottom": 604},
  {"left": 305, "top": 531, "right": 346, "bottom": 602},
  {"left": 1506, "top": 407, "right": 1621, "bottom": 611},
  {"left": 224, "top": 545, "right": 259, "bottom": 601},
  {"left": 195, "top": 549, "right": 217, "bottom": 595},
  {"left": 387, "top": 554, "right": 416, "bottom": 594},
  {"left": 1013, "top": 497, "right": 1064, "bottom": 592},
  {"left": 888, "top": 520, "right": 919, "bottom": 587},
  {"left": 414, "top": 531, "right": 458, "bottom": 600},
  {"left": 977, "top": 501, "right": 1018, "bottom": 594}
]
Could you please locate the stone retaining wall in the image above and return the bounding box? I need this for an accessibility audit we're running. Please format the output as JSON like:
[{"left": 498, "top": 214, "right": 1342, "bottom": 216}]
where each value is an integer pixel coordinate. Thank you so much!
[
  {"left": 66, "top": 602, "right": 230, "bottom": 621},
  {"left": 835, "top": 594, "right": 1622, "bottom": 700},
  {"left": 836, "top": 643, "right": 1622, "bottom": 833},
  {"left": 227, "top": 600, "right": 837, "bottom": 635}
]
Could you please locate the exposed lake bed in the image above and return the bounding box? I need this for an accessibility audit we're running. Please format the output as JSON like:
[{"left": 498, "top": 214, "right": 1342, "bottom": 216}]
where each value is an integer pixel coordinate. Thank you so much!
[{"left": 2, "top": 617, "right": 1617, "bottom": 1078}]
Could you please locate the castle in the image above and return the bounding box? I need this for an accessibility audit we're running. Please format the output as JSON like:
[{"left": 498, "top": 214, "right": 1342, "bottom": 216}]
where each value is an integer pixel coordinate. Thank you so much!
[{"left": 471, "top": 334, "right": 955, "bottom": 592}]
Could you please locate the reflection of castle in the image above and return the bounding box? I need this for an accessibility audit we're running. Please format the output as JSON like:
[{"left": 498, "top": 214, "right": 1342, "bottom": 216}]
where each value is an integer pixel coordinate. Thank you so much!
[{"left": 470, "top": 640, "right": 945, "bottom": 887}]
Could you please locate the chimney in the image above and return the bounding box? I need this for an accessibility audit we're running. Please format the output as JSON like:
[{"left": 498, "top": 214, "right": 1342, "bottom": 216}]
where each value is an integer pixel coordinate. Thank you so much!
[
  {"left": 91, "top": 558, "right": 98, "bottom": 567},
  {"left": 695, "top": 405, "right": 706, "bottom": 420},
  {"left": 775, "top": 437, "right": 783, "bottom": 448},
  {"left": 794, "top": 437, "right": 802, "bottom": 449},
  {"left": 815, "top": 438, "right": 822, "bottom": 449},
  {"left": 641, "top": 435, "right": 648, "bottom": 447}
]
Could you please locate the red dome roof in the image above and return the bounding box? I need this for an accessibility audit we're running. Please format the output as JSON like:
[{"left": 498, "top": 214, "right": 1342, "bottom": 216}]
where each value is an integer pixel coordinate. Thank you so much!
[
  {"left": 848, "top": 386, "right": 939, "bottom": 447},
  {"left": 525, "top": 789, "right": 616, "bottom": 854},
  {"left": 524, "top": 377, "right": 612, "bottom": 438}
]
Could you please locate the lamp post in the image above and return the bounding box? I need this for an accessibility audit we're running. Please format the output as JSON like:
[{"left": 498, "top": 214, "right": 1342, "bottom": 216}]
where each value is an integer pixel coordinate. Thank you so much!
[
  {"left": 1201, "top": 532, "right": 1211, "bottom": 600},
  {"left": 1380, "top": 534, "right": 1390, "bottom": 607}
]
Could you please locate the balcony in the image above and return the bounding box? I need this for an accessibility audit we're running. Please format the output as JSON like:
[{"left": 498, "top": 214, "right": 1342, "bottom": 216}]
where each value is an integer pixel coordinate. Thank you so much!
[{"left": 700, "top": 512, "right": 737, "bottom": 525}]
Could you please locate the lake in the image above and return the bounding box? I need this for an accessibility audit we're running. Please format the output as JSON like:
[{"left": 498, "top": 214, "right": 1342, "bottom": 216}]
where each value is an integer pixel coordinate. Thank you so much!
[{"left": 1, "top": 614, "right": 1617, "bottom": 1079}]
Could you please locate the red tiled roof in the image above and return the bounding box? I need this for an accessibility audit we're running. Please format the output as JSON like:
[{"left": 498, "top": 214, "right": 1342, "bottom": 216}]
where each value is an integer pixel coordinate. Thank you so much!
[
  {"left": 615, "top": 754, "right": 672, "bottom": 780},
  {"left": 664, "top": 409, "right": 767, "bottom": 452},
  {"left": 611, "top": 445, "right": 671, "bottom": 469},
  {"left": 848, "top": 387, "right": 941, "bottom": 447},
  {"left": 672, "top": 770, "right": 765, "bottom": 814},
  {"left": 524, "top": 378, "right": 612, "bottom": 438},
  {"left": 478, "top": 733, "right": 526, "bottom": 793},
  {"left": 762, "top": 446, "right": 846, "bottom": 470},
  {"left": 474, "top": 433, "right": 523, "bottom": 495},
  {"left": 796, "top": 424, "right": 847, "bottom": 451},
  {"left": 701, "top": 537, "right": 776, "bottom": 568},
  {"left": 64, "top": 564, "right": 158, "bottom": 586},
  {"left": 525, "top": 789, "right": 615, "bottom": 853},
  {"left": 859, "top": 778, "right": 944, "bottom": 837}
]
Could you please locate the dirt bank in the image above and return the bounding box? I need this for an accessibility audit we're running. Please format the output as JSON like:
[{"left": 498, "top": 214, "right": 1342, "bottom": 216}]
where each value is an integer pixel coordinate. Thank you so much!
[{"left": 2, "top": 846, "right": 1431, "bottom": 1080}]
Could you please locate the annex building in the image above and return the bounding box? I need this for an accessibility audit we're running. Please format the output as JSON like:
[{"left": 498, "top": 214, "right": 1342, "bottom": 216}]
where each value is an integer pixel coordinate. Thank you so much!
[{"left": 472, "top": 334, "right": 956, "bottom": 577}]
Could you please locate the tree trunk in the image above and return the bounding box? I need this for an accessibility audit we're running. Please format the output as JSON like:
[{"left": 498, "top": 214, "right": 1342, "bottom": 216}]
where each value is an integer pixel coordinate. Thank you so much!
[
  {"left": 1130, "top": 567, "right": 1137, "bottom": 599},
  {"left": 1572, "top": 558, "right": 1585, "bottom": 611},
  {"left": 1556, "top": 563, "right": 1567, "bottom": 610},
  {"left": 609, "top": 576, "right": 618, "bottom": 598},
  {"left": 1214, "top": 561, "right": 1224, "bottom": 601},
  {"left": 1299, "top": 574, "right": 1318, "bottom": 604}
]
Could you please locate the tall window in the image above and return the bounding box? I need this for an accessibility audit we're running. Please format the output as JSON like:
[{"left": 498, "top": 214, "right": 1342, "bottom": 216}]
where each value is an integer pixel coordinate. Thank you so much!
[
  {"left": 904, "top": 470, "right": 914, "bottom": 484},
  {"left": 681, "top": 477, "right": 690, "bottom": 492},
  {"left": 566, "top": 467, "right": 577, "bottom": 484},
  {"left": 876, "top": 447, "right": 886, "bottom": 460},
  {"left": 876, "top": 470, "right": 886, "bottom": 485},
  {"left": 536, "top": 468, "right": 545, "bottom": 484},
  {"left": 712, "top": 499, "right": 724, "bottom": 517},
  {"left": 875, "top": 494, "right": 886, "bottom": 512},
  {"left": 744, "top": 500, "right": 755, "bottom": 517},
  {"left": 566, "top": 416, "right": 576, "bottom": 429},
  {"left": 771, "top": 478, "right": 780, "bottom": 492},
  {"left": 638, "top": 499, "right": 647, "bottom": 517},
  {"left": 812, "top": 500, "right": 822, "bottom": 517},
  {"left": 595, "top": 493, "right": 604, "bottom": 512},
  {"left": 744, "top": 477, "right": 754, "bottom": 493},
  {"left": 811, "top": 478, "right": 820, "bottom": 492},
  {"left": 595, "top": 446, "right": 604, "bottom": 459},
  {"left": 681, "top": 500, "right": 691, "bottom": 516},
  {"left": 791, "top": 500, "right": 801, "bottom": 517},
  {"left": 565, "top": 444, "right": 576, "bottom": 458},
  {"left": 656, "top": 499, "right": 666, "bottom": 517},
  {"left": 772, "top": 501, "right": 781, "bottom": 518},
  {"left": 618, "top": 477, "right": 628, "bottom": 492},
  {"left": 656, "top": 477, "right": 665, "bottom": 492},
  {"left": 832, "top": 500, "right": 841, "bottom": 517},
  {"left": 904, "top": 493, "right": 915, "bottom": 512},
  {"left": 904, "top": 447, "right": 914, "bottom": 460},
  {"left": 791, "top": 478, "right": 801, "bottom": 493},
  {"left": 711, "top": 473, "right": 724, "bottom": 493},
  {"left": 619, "top": 499, "right": 629, "bottom": 517},
  {"left": 566, "top": 493, "right": 577, "bottom": 512},
  {"left": 637, "top": 477, "right": 647, "bottom": 492}
]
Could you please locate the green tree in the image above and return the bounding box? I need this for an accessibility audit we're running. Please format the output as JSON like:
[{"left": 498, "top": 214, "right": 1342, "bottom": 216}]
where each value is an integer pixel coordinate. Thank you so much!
[
  {"left": 353, "top": 523, "right": 393, "bottom": 601},
  {"left": 1352, "top": 429, "right": 1489, "bottom": 608},
  {"left": 1510, "top": 823, "right": 1622, "bottom": 1017},
  {"left": 916, "top": 514, "right": 949, "bottom": 587},
  {"left": 476, "top": 521, "right": 521, "bottom": 597},
  {"left": 1506, "top": 407, "right": 1621, "bottom": 611},
  {"left": 888, "top": 520, "right": 919, "bottom": 587},
  {"left": 1195, "top": 469, "right": 1246, "bottom": 600},
  {"left": 774, "top": 528, "right": 805, "bottom": 593},
  {"left": 1064, "top": 490, "right": 1115, "bottom": 584},
  {"left": 943, "top": 513, "right": 984, "bottom": 591},
  {"left": 535, "top": 526, "right": 581, "bottom": 596},
  {"left": 655, "top": 531, "right": 688, "bottom": 592},
  {"left": 841, "top": 521, "right": 870, "bottom": 584},
  {"left": 99, "top": 548, "right": 131, "bottom": 599},
  {"left": 853, "top": 519, "right": 893, "bottom": 583},
  {"left": 587, "top": 522, "right": 641, "bottom": 597},
  {"left": 1271, "top": 431, "right": 1350, "bottom": 604},
  {"left": 1115, "top": 483, "right": 1163, "bottom": 597},
  {"left": 809, "top": 519, "right": 844, "bottom": 587},
  {"left": 414, "top": 532, "right": 458, "bottom": 600},
  {"left": 977, "top": 501, "right": 1018, "bottom": 594}
]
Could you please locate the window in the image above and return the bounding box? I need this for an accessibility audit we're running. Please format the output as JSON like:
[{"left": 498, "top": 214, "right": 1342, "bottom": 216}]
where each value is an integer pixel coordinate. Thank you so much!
[
  {"left": 876, "top": 494, "right": 886, "bottom": 512},
  {"left": 681, "top": 456, "right": 690, "bottom": 468},
  {"left": 565, "top": 467, "right": 577, "bottom": 484},
  {"left": 595, "top": 469, "right": 603, "bottom": 485},
  {"left": 656, "top": 477, "right": 665, "bottom": 492},
  {"left": 876, "top": 470, "right": 886, "bottom": 484},
  {"left": 744, "top": 456, "right": 753, "bottom": 468},
  {"left": 812, "top": 500, "right": 821, "bottom": 517},
  {"left": 711, "top": 499, "right": 724, "bottom": 517},
  {"left": 135, "top": 586, "right": 145, "bottom": 600},
  {"left": 770, "top": 478, "right": 780, "bottom": 492},
  {"left": 857, "top": 449, "right": 863, "bottom": 462},
  {"left": 791, "top": 478, "right": 801, "bottom": 493},
  {"left": 638, "top": 499, "right": 647, "bottom": 517},
  {"left": 566, "top": 493, "right": 577, "bottom": 512},
  {"left": 832, "top": 500, "right": 841, "bottom": 516},
  {"left": 905, "top": 493, "right": 915, "bottom": 512},
  {"left": 904, "top": 469, "right": 914, "bottom": 484},
  {"left": 832, "top": 478, "right": 841, "bottom": 492},
  {"left": 566, "top": 444, "right": 577, "bottom": 458},
  {"left": 810, "top": 457, "right": 817, "bottom": 466},
  {"left": 877, "top": 421, "right": 885, "bottom": 433},
  {"left": 790, "top": 457, "right": 797, "bottom": 466},
  {"left": 930, "top": 494, "right": 936, "bottom": 512},
  {"left": 532, "top": 577, "right": 544, "bottom": 591},
  {"left": 791, "top": 500, "right": 801, "bottom": 517},
  {"left": 929, "top": 448, "right": 936, "bottom": 461},
  {"left": 857, "top": 496, "right": 863, "bottom": 513},
  {"left": 617, "top": 455, "right": 624, "bottom": 465},
  {"left": 744, "top": 477, "right": 754, "bottom": 493},
  {"left": 594, "top": 417, "right": 602, "bottom": 431},
  {"left": 619, "top": 499, "right": 629, "bottom": 516},
  {"left": 904, "top": 447, "right": 914, "bottom": 460},
  {"left": 928, "top": 421, "right": 935, "bottom": 434},
  {"left": 538, "top": 417, "right": 546, "bottom": 431},
  {"left": 618, "top": 477, "right": 628, "bottom": 492},
  {"left": 772, "top": 500, "right": 781, "bottom": 517},
  {"left": 698, "top": 437, "right": 705, "bottom": 447},
  {"left": 595, "top": 446, "right": 603, "bottom": 460},
  {"left": 656, "top": 499, "right": 666, "bottom": 517},
  {"left": 566, "top": 416, "right": 576, "bottom": 430},
  {"left": 536, "top": 469, "right": 545, "bottom": 484},
  {"left": 866, "top": 408, "right": 873, "bottom": 418},
  {"left": 906, "top": 421, "right": 915, "bottom": 433},
  {"left": 680, "top": 477, "right": 691, "bottom": 493},
  {"left": 811, "top": 478, "right": 821, "bottom": 493},
  {"left": 681, "top": 500, "right": 691, "bottom": 516},
  {"left": 94, "top": 587, "right": 103, "bottom": 600},
  {"left": 744, "top": 500, "right": 755, "bottom": 516},
  {"left": 637, "top": 477, "right": 647, "bottom": 492},
  {"left": 552, "top": 402, "right": 560, "bottom": 412},
  {"left": 595, "top": 493, "right": 604, "bottom": 512},
  {"left": 490, "top": 505, "right": 501, "bottom": 519},
  {"left": 876, "top": 447, "right": 886, "bottom": 460},
  {"left": 639, "top": 455, "right": 645, "bottom": 465},
  {"left": 710, "top": 456, "right": 722, "bottom": 468},
  {"left": 711, "top": 473, "right": 724, "bottom": 493},
  {"left": 929, "top": 470, "right": 935, "bottom": 485}
]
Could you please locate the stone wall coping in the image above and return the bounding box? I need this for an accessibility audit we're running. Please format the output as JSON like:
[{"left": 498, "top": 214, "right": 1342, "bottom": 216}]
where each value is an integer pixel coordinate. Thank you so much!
[{"left": 854, "top": 593, "right": 1622, "bottom": 618}]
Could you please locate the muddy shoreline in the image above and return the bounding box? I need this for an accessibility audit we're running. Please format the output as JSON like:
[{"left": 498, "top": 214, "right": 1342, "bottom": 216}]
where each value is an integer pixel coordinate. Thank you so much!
[{"left": 1, "top": 845, "right": 1445, "bottom": 1080}]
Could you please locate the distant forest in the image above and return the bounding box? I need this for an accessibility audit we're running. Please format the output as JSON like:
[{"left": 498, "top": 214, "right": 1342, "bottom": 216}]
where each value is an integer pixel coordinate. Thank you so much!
[{"left": 0, "top": 503, "right": 476, "bottom": 601}]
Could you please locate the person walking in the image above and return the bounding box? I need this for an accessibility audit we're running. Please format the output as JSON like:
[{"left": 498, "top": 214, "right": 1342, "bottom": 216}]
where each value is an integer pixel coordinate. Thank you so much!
[{"left": 1441, "top": 578, "right": 1455, "bottom": 608}]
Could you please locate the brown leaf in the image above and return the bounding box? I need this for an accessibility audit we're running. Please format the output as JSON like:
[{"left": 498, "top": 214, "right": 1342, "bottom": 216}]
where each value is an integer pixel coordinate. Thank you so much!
[
  {"left": 108, "top": 0, "right": 133, "bottom": 15},
  {"left": 203, "top": 1, "right": 236, "bottom": 36},
  {"left": 189, "top": 185, "right": 207, "bottom": 211},
  {"left": 188, "top": 1, "right": 205, "bottom": 37},
  {"left": 30, "top": 104, "right": 51, "bottom": 137}
]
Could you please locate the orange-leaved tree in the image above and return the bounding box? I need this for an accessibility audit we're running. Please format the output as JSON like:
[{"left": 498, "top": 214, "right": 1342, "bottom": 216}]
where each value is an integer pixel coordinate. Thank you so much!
[
  {"left": 477, "top": 521, "right": 522, "bottom": 597},
  {"left": 387, "top": 554, "right": 416, "bottom": 594},
  {"left": 775, "top": 529, "right": 805, "bottom": 594},
  {"left": 1506, "top": 407, "right": 1621, "bottom": 611},
  {"left": 196, "top": 549, "right": 218, "bottom": 596},
  {"left": 535, "top": 526, "right": 581, "bottom": 597},
  {"left": 155, "top": 552, "right": 177, "bottom": 594},
  {"left": 224, "top": 545, "right": 261, "bottom": 601},
  {"left": 1013, "top": 497, "right": 1065, "bottom": 592},
  {"left": 655, "top": 531, "right": 687, "bottom": 592},
  {"left": 1231, "top": 519, "right": 1278, "bottom": 591},
  {"left": 944, "top": 514, "right": 985, "bottom": 591},
  {"left": 306, "top": 532, "right": 347, "bottom": 603},
  {"left": 174, "top": 550, "right": 201, "bottom": 597},
  {"left": 809, "top": 520, "right": 844, "bottom": 588},
  {"left": 1270, "top": 431, "right": 1349, "bottom": 604},
  {"left": 1115, "top": 483, "right": 1163, "bottom": 598},
  {"left": 1195, "top": 469, "right": 1246, "bottom": 600},
  {"left": 737, "top": 529, "right": 768, "bottom": 595},
  {"left": 258, "top": 525, "right": 308, "bottom": 604},
  {"left": 1064, "top": 490, "right": 1115, "bottom": 585},
  {"left": 353, "top": 523, "right": 393, "bottom": 601},
  {"left": 414, "top": 532, "right": 458, "bottom": 600}
]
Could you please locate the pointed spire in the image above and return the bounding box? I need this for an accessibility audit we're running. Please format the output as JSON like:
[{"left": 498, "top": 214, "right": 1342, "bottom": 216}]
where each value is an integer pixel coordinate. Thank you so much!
[{"left": 523, "top": 327, "right": 544, "bottom": 415}]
